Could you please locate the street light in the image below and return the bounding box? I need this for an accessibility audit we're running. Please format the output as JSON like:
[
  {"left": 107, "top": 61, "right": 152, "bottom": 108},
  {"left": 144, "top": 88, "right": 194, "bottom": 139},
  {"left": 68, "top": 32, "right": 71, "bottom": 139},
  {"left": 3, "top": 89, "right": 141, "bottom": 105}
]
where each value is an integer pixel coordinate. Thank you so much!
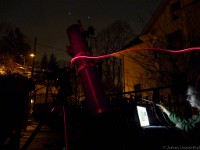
[{"left": 30, "top": 53, "right": 35, "bottom": 58}]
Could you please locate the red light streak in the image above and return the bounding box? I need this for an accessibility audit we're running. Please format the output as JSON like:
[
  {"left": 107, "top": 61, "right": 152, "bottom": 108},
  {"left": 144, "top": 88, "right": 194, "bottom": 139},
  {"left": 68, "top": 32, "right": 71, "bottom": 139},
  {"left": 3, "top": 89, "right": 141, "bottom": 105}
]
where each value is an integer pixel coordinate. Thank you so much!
[{"left": 70, "top": 47, "right": 200, "bottom": 67}]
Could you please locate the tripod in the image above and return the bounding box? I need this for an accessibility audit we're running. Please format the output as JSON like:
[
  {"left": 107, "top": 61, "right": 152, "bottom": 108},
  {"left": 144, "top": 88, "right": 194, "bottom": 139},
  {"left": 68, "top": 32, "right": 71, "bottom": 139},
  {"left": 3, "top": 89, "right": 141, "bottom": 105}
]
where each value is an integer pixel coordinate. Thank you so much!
[
  {"left": 20, "top": 97, "right": 69, "bottom": 150},
  {"left": 20, "top": 67, "right": 74, "bottom": 150}
]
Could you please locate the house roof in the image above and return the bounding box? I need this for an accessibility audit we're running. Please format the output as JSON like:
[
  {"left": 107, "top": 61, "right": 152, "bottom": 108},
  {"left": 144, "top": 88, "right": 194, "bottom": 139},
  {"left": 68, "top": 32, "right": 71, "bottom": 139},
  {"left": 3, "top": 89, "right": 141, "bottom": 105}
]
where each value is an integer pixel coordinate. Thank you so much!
[
  {"left": 121, "top": 36, "right": 143, "bottom": 49},
  {"left": 140, "top": 0, "right": 168, "bottom": 35},
  {"left": 122, "top": 0, "right": 167, "bottom": 49}
]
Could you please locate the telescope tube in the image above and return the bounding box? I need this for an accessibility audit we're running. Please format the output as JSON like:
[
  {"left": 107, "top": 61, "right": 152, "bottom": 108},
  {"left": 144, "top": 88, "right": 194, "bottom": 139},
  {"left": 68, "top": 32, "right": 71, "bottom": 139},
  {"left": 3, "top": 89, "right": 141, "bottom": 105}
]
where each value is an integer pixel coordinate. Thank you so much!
[{"left": 66, "top": 24, "right": 110, "bottom": 116}]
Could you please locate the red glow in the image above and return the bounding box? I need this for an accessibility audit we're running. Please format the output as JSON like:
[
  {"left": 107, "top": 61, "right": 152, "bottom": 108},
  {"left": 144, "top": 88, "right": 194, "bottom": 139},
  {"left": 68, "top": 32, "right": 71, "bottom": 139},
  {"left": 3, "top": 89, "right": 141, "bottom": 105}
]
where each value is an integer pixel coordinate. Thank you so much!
[
  {"left": 70, "top": 54, "right": 112, "bottom": 67},
  {"left": 97, "top": 108, "right": 104, "bottom": 113},
  {"left": 70, "top": 47, "right": 200, "bottom": 67},
  {"left": 70, "top": 47, "right": 200, "bottom": 90}
]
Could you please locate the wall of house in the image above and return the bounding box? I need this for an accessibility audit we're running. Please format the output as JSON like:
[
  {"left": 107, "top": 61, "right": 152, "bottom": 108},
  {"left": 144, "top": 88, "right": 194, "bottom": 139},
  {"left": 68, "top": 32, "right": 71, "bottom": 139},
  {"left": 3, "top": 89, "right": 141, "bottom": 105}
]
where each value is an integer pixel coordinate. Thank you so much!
[{"left": 121, "top": 0, "right": 200, "bottom": 93}]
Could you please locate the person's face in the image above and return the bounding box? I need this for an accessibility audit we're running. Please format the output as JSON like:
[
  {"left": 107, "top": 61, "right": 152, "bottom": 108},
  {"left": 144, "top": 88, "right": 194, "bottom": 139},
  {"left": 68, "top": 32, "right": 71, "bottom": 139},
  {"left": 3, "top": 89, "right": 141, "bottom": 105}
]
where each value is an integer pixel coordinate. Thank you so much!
[{"left": 186, "top": 87, "right": 200, "bottom": 108}]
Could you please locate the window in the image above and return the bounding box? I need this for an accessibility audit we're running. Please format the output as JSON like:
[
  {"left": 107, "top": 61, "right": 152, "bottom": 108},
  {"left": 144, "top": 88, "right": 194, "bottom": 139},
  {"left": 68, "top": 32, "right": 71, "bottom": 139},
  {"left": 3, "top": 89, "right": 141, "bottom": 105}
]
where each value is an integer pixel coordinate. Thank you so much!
[
  {"left": 170, "top": 0, "right": 182, "bottom": 20},
  {"left": 171, "top": 0, "right": 181, "bottom": 11},
  {"left": 167, "top": 30, "right": 184, "bottom": 50}
]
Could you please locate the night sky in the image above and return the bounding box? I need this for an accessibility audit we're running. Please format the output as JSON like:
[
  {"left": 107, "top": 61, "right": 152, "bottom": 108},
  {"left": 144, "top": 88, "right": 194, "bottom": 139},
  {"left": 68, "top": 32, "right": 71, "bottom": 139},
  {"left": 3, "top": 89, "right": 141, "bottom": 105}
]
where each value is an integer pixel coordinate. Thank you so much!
[{"left": 0, "top": 0, "right": 162, "bottom": 62}]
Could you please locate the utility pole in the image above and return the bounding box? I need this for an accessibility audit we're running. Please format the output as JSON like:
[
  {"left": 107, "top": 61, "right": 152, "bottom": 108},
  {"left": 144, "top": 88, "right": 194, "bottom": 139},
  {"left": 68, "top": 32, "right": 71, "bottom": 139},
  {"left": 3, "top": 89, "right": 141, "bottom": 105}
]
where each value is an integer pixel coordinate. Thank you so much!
[
  {"left": 31, "top": 37, "right": 37, "bottom": 116},
  {"left": 31, "top": 37, "right": 37, "bottom": 79}
]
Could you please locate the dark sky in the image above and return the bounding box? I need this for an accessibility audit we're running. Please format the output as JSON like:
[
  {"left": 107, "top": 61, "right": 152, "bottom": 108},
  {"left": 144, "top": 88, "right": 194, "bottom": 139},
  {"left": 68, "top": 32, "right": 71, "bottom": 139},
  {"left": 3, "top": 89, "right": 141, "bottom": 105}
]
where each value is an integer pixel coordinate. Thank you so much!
[{"left": 0, "top": 0, "right": 162, "bottom": 62}]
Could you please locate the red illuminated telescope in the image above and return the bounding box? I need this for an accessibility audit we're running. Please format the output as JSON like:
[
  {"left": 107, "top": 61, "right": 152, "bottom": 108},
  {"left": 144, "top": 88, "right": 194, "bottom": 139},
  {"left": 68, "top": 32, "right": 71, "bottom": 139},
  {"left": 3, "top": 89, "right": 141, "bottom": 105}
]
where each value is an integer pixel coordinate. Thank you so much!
[{"left": 66, "top": 24, "right": 110, "bottom": 116}]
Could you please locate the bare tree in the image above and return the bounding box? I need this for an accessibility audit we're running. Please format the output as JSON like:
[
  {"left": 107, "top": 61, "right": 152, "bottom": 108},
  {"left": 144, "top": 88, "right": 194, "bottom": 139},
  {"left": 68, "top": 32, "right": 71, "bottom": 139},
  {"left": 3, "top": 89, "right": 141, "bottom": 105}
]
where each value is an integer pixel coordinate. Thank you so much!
[
  {"left": 40, "top": 52, "right": 48, "bottom": 70},
  {"left": 94, "top": 20, "right": 136, "bottom": 94},
  {"left": 0, "top": 23, "right": 31, "bottom": 74},
  {"left": 124, "top": 29, "right": 200, "bottom": 95},
  {"left": 48, "top": 53, "right": 59, "bottom": 72}
]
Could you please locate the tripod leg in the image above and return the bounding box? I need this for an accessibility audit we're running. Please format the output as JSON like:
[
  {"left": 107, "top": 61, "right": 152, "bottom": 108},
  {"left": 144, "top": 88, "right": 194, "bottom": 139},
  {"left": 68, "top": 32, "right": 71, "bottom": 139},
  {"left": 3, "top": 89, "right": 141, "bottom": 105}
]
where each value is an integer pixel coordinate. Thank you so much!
[
  {"left": 62, "top": 105, "right": 69, "bottom": 150},
  {"left": 20, "top": 120, "right": 44, "bottom": 150},
  {"left": 20, "top": 106, "right": 57, "bottom": 150}
]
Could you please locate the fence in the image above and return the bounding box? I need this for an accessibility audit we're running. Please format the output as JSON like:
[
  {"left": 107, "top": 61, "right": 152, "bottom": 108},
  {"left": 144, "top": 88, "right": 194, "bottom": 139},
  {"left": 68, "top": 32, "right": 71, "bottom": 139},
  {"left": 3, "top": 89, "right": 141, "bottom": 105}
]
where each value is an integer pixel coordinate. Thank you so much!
[
  {"left": 32, "top": 84, "right": 193, "bottom": 124},
  {"left": 107, "top": 85, "right": 193, "bottom": 118}
]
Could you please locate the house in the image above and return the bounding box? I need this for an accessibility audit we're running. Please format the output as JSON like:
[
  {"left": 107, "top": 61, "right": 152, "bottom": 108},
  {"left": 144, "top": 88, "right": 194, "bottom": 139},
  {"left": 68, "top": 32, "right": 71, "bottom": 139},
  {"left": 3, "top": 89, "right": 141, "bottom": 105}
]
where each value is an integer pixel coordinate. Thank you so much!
[{"left": 116, "top": 0, "right": 200, "bottom": 94}]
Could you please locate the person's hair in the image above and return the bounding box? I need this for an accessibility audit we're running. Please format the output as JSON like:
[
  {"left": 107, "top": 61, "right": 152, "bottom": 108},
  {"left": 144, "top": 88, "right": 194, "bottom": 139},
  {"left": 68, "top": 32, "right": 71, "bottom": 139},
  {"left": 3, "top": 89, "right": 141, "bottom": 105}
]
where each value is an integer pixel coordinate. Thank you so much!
[
  {"left": 187, "top": 84, "right": 200, "bottom": 104},
  {"left": 187, "top": 85, "right": 198, "bottom": 95},
  {"left": 186, "top": 75, "right": 200, "bottom": 106},
  {"left": 187, "top": 75, "right": 200, "bottom": 95}
]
